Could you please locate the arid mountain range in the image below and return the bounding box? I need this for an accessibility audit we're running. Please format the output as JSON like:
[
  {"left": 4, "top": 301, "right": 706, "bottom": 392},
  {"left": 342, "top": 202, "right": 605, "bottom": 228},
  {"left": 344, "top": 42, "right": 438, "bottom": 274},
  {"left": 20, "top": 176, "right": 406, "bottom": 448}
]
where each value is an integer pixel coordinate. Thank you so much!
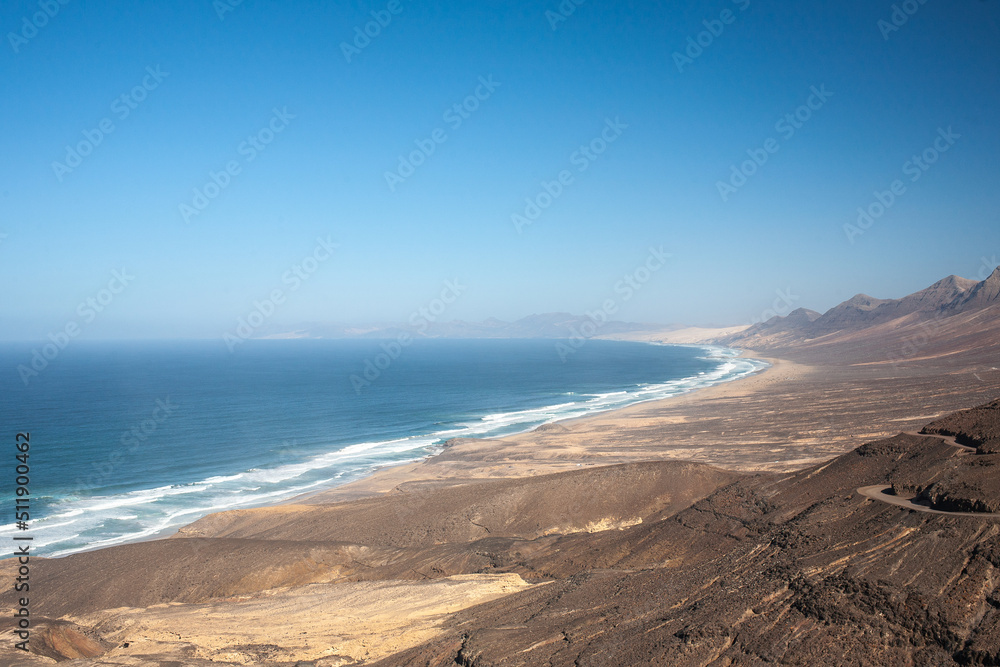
[{"left": 718, "top": 267, "right": 1000, "bottom": 363}]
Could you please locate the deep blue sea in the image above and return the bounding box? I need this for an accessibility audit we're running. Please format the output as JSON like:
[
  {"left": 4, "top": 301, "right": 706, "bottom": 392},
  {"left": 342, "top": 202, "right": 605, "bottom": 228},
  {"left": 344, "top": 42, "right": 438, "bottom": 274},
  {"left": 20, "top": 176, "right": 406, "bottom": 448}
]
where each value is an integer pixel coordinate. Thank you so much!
[{"left": 1, "top": 339, "right": 765, "bottom": 557}]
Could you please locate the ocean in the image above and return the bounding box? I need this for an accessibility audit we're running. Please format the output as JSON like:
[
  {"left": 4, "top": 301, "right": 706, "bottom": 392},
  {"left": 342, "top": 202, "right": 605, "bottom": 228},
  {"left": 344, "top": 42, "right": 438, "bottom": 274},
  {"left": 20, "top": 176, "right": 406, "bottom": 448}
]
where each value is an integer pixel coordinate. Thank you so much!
[{"left": 1, "top": 339, "right": 765, "bottom": 557}]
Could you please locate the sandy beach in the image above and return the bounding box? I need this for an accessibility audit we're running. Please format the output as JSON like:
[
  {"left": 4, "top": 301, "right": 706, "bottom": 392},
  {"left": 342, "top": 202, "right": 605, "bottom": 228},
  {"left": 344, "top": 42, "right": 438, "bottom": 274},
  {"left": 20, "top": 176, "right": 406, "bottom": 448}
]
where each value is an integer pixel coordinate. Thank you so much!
[{"left": 303, "top": 341, "right": 1000, "bottom": 504}]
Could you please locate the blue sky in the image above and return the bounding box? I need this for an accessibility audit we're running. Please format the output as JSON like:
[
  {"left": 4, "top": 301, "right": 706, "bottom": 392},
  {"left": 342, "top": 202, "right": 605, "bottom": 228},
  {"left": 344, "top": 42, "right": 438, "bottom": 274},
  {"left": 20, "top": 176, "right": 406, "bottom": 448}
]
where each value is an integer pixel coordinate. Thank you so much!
[{"left": 2, "top": 0, "right": 998, "bottom": 339}]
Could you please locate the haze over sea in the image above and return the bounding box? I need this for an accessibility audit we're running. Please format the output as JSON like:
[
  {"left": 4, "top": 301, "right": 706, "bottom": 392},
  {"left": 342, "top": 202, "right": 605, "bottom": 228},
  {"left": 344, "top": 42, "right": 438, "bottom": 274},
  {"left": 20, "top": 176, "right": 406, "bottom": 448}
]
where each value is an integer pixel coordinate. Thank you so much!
[{"left": 1, "top": 339, "right": 764, "bottom": 557}]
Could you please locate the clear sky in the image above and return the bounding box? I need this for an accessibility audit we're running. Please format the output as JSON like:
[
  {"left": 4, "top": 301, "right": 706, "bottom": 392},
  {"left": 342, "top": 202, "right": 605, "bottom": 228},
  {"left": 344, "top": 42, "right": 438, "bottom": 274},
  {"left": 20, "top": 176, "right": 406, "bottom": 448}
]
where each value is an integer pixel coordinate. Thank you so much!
[{"left": 2, "top": 0, "right": 998, "bottom": 339}]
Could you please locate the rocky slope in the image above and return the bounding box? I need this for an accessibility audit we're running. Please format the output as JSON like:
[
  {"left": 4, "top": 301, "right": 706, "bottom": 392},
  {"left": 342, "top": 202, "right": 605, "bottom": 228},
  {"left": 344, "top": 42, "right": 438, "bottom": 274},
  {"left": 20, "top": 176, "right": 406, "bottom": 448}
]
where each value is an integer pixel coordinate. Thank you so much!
[
  {"left": 923, "top": 397, "right": 1000, "bottom": 454},
  {"left": 722, "top": 267, "right": 1000, "bottom": 363},
  {"left": 2, "top": 399, "right": 999, "bottom": 666},
  {"left": 372, "top": 399, "right": 1000, "bottom": 666}
]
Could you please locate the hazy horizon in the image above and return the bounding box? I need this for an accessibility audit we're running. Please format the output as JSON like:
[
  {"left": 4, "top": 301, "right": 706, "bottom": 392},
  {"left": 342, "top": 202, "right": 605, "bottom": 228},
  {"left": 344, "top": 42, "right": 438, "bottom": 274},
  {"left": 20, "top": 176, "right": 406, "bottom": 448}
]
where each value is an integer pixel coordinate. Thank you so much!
[
  {"left": 2, "top": 260, "right": 997, "bottom": 343},
  {"left": 3, "top": 1, "right": 998, "bottom": 341}
]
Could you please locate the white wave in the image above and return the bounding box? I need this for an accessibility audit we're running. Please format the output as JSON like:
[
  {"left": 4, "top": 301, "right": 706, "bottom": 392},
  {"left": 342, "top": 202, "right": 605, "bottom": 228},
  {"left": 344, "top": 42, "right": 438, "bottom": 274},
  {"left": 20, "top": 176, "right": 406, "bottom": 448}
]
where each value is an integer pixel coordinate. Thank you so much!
[{"left": 480, "top": 402, "right": 576, "bottom": 423}]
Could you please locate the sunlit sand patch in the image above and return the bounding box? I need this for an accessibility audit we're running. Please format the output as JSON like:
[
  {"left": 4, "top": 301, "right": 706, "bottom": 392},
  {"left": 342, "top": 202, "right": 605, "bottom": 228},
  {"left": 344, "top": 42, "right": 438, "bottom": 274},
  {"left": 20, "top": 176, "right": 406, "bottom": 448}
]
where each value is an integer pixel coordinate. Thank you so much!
[{"left": 73, "top": 574, "right": 538, "bottom": 665}]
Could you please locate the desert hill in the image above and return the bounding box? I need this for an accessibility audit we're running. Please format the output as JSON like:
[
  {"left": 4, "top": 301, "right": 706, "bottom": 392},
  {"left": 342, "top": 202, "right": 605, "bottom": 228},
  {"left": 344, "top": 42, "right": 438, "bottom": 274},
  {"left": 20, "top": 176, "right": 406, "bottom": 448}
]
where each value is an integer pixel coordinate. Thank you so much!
[
  {"left": 371, "top": 399, "right": 1000, "bottom": 666},
  {"left": 0, "top": 462, "right": 740, "bottom": 664}
]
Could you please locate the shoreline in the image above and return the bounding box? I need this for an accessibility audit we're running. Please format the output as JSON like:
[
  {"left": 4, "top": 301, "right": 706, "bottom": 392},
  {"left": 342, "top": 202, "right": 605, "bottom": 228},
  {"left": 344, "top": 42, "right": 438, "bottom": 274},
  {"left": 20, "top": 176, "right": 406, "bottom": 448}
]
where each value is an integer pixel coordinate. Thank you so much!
[
  {"left": 33, "top": 331, "right": 1000, "bottom": 557},
  {"left": 295, "top": 345, "right": 1000, "bottom": 506},
  {"left": 290, "top": 346, "right": 784, "bottom": 505},
  {"left": 282, "top": 345, "right": 773, "bottom": 505},
  {"left": 33, "top": 338, "right": 766, "bottom": 558}
]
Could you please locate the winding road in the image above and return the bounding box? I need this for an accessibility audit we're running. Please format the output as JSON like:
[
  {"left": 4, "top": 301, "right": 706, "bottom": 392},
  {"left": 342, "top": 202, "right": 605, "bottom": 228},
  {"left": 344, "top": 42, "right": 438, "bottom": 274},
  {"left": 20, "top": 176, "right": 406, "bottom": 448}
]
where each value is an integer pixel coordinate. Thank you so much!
[
  {"left": 900, "top": 431, "right": 977, "bottom": 452},
  {"left": 855, "top": 432, "right": 999, "bottom": 518},
  {"left": 856, "top": 485, "right": 1000, "bottom": 518}
]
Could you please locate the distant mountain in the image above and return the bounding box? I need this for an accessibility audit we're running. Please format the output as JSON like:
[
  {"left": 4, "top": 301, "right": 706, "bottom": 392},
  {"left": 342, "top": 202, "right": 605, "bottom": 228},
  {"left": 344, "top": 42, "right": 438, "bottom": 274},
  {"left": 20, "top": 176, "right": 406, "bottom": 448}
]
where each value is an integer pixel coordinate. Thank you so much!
[
  {"left": 260, "top": 313, "right": 680, "bottom": 341},
  {"left": 807, "top": 274, "right": 978, "bottom": 333},
  {"left": 720, "top": 266, "right": 1000, "bottom": 363},
  {"left": 756, "top": 307, "right": 822, "bottom": 334},
  {"left": 954, "top": 267, "right": 1000, "bottom": 310},
  {"left": 808, "top": 293, "right": 892, "bottom": 332}
]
